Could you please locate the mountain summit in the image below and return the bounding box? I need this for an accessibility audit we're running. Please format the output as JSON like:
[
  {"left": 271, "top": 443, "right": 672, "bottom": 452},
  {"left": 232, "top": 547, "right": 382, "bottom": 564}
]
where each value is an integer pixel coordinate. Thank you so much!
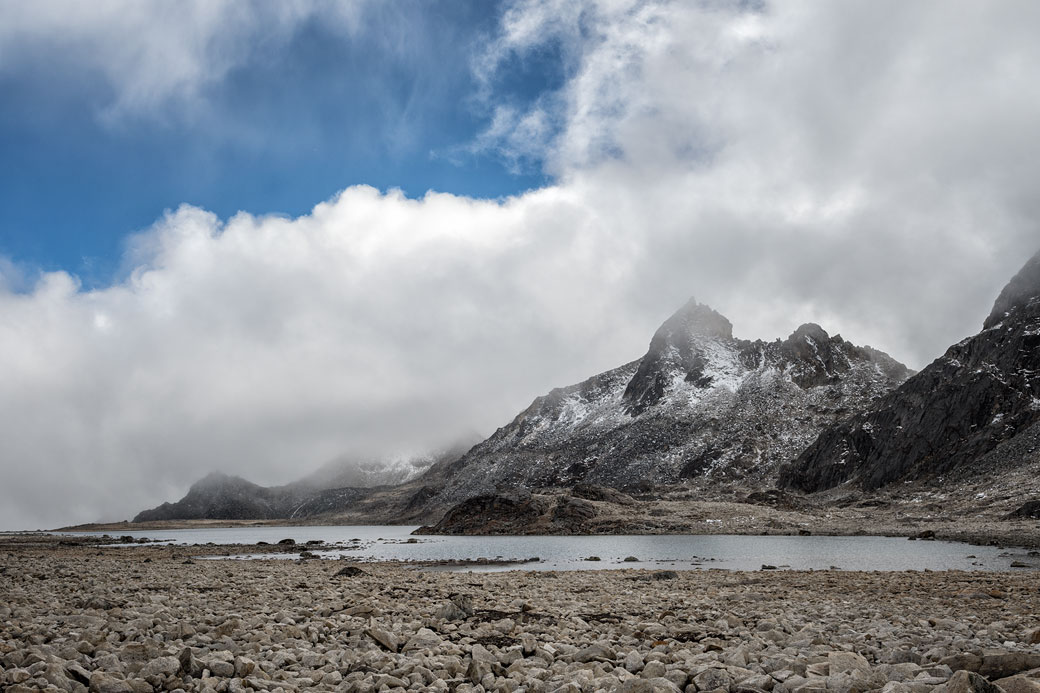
[
  {"left": 782, "top": 249, "right": 1040, "bottom": 492},
  {"left": 985, "top": 249, "right": 1040, "bottom": 329},
  {"left": 426, "top": 299, "right": 911, "bottom": 507}
]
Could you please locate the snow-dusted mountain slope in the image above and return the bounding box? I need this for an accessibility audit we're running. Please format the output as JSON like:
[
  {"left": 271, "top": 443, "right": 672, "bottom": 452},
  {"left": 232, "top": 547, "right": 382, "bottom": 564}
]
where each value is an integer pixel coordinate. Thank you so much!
[
  {"left": 782, "top": 249, "right": 1040, "bottom": 492},
  {"left": 302, "top": 452, "right": 442, "bottom": 490},
  {"left": 429, "top": 300, "right": 911, "bottom": 506}
]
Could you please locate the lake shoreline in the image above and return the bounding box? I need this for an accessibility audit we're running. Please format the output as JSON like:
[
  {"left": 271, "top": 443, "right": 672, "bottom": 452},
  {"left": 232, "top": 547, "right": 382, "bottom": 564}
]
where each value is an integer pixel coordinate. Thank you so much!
[
  {"left": 19, "top": 527, "right": 1040, "bottom": 573},
  {"left": 49, "top": 521, "right": 1040, "bottom": 553}
]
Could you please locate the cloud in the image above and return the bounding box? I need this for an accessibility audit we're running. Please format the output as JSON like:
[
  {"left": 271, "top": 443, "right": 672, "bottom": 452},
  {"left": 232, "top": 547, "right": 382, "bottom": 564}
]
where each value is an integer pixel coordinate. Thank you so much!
[
  {"left": 1, "top": 0, "right": 1039, "bottom": 528},
  {"left": 0, "top": 0, "right": 366, "bottom": 119}
]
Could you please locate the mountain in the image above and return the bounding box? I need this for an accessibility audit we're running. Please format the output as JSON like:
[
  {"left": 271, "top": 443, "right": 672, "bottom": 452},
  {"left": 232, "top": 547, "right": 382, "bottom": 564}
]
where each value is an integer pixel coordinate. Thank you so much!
[
  {"left": 781, "top": 250, "right": 1040, "bottom": 492},
  {"left": 132, "top": 445, "right": 469, "bottom": 523},
  {"left": 133, "top": 472, "right": 308, "bottom": 522},
  {"left": 423, "top": 299, "right": 911, "bottom": 509}
]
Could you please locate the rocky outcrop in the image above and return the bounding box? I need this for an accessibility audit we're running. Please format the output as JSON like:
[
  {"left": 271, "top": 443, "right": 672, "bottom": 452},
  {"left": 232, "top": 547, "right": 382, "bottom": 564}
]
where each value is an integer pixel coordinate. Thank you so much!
[
  {"left": 425, "top": 299, "right": 911, "bottom": 509},
  {"left": 781, "top": 249, "right": 1040, "bottom": 493},
  {"left": 414, "top": 489, "right": 599, "bottom": 535}
]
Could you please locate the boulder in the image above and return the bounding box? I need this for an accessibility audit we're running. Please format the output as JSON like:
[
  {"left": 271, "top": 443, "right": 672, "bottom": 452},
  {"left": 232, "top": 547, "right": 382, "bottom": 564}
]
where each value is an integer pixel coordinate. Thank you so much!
[
  {"left": 982, "top": 653, "right": 1040, "bottom": 679},
  {"left": 941, "top": 655, "right": 983, "bottom": 673},
  {"left": 88, "top": 672, "right": 134, "bottom": 693},
  {"left": 402, "top": 628, "right": 442, "bottom": 652},
  {"left": 574, "top": 643, "right": 615, "bottom": 663},
  {"left": 993, "top": 677, "right": 1040, "bottom": 693},
  {"left": 365, "top": 628, "right": 399, "bottom": 652},
  {"left": 937, "top": 670, "right": 1006, "bottom": 693}
]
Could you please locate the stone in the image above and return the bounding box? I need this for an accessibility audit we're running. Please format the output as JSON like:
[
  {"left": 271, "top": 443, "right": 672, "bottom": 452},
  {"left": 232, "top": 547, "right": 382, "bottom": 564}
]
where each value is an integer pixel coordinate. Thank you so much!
[
  {"left": 88, "top": 672, "right": 134, "bottom": 693},
  {"left": 937, "top": 670, "right": 1005, "bottom": 693},
  {"left": 622, "top": 678, "right": 682, "bottom": 692},
  {"left": 466, "top": 658, "right": 492, "bottom": 685},
  {"left": 435, "top": 601, "right": 469, "bottom": 621},
  {"left": 365, "top": 628, "right": 399, "bottom": 652},
  {"left": 203, "top": 658, "right": 234, "bottom": 678},
  {"left": 177, "top": 647, "right": 201, "bottom": 678},
  {"left": 982, "top": 653, "right": 1040, "bottom": 679},
  {"left": 65, "top": 662, "right": 92, "bottom": 685},
  {"left": 993, "top": 676, "right": 1040, "bottom": 693},
  {"left": 139, "top": 656, "right": 179, "bottom": 680},
  {"left": 739, "top": 674, "right": 776, "bottom": 691},
  {"left": 694, "top": 668, "right": 732, "bottom": 691},
  {"left": 402, "top": 628, "right": 442, "bottom": 652},
  {"left": 828, "top": 651, "right": 871, "bottom": 675},
  {"left": 575, "top": 643, "right": 615, "bottom": 663},
  {"left": 941, "top": 655, "right": 983, "bottom": 672},
  {"left": 470, "top": 644, "right": 497, "bottom": 663},
  {"left": 643, "top": 660, "right": 668, "bottom": 678}
]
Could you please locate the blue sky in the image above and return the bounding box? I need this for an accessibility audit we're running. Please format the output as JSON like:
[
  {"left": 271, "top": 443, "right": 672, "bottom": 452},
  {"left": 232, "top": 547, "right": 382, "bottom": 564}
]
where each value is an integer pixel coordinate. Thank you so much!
[
  {"left": 2, "top": 0, "right": 1039, "bottom": 529},
  {"left": 0, "top": 0, "right": 563, "bottom": 284}
]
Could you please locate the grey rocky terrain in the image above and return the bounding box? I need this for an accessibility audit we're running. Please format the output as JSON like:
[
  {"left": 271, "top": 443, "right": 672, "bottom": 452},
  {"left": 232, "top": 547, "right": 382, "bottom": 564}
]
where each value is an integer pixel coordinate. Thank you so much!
[{"left": 3, "top": 534, "right": 1040, "bottom": 693}]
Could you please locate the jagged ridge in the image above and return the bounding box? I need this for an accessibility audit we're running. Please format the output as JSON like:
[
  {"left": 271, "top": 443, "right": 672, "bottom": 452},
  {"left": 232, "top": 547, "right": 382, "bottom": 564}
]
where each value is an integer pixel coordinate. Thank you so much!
[{"left": 781, "top": 250, "right": 1040, "bottom": 492}]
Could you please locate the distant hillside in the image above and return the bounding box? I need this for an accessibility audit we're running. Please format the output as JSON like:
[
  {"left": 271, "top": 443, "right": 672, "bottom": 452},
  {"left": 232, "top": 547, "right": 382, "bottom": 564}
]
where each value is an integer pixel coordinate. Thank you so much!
[{"left": 132, "top": 445, "right": 470, "bottom": 523}]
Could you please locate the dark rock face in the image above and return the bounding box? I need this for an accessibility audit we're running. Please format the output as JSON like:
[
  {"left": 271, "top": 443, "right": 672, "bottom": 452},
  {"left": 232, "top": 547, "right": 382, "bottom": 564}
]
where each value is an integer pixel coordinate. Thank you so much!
[
  {"left": 426, "top": 299, "right": 910, "bottom": 508},
  {"left": 985, "top": 250, "right": 1040, "bottom": 329},
  {"left": 1006, "top": 500, "right": 1040, "bottom": 519},
  {"left": 782, "top": 250, "right": 1040, "bottom": 492}
]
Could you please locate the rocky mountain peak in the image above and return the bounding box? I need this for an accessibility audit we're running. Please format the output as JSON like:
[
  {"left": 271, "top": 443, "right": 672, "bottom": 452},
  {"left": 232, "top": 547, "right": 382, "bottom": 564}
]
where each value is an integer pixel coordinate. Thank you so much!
[
  {"left": 622, "top": 300, "right": 734, "bottom": 414},
  {"left": 662, "top": 298, "right": 734, "bottom": 341},
  {"left": 190, "top": 472, "right": 243, "bottom": 491},
  {"left": 788, "top": 323, "right": 831, "bottom": 343},
  {"left": 985, "top": 249, "right": 1040, "bottom": 329}
]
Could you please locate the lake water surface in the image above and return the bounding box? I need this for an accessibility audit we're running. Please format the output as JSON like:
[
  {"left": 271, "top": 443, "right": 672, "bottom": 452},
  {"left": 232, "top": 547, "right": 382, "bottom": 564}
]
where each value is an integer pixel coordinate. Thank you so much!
[{"left": 70, "top": 525, "right": 1039, "bottom": 572}]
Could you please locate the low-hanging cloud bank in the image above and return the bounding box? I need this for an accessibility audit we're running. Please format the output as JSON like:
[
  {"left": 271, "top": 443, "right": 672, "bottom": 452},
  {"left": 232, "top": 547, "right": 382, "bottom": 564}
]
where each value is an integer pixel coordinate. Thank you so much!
[{"left": 2, "top": 0, "right": 1039, "bottom": 529}]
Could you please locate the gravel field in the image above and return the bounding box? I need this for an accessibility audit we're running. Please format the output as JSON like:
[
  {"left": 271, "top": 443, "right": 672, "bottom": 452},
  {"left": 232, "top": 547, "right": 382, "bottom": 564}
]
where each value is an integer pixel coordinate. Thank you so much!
[{"left": 2, "top": 534, "right": 1040, "bottom": 693}]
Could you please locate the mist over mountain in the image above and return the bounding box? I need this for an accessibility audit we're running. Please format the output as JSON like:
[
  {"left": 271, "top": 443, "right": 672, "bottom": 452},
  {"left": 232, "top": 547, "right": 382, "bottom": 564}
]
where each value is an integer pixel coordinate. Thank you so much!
[{"left": 132, "top": 445, "right": 472, "bottom": 523}]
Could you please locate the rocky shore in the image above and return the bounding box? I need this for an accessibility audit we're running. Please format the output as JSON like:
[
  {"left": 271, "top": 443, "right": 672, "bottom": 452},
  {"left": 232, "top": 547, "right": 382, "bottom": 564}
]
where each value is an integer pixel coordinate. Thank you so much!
[{"left": 3, "top": 534, "right": 1040, "bottom": 693}]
